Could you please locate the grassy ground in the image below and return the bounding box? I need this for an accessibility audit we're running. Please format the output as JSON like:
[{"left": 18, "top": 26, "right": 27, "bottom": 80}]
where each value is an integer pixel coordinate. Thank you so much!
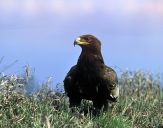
[{"left": 0, "top": 69, "right": 163, "bottom": 128}]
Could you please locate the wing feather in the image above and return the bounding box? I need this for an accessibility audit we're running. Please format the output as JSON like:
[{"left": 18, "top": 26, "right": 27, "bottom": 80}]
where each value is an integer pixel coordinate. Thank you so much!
[
  {"left": 102, "top": 66, "right": 119, "bottom": 100},
  {"left": 63, "top": 65, "right": 77, "bottom": 94}
]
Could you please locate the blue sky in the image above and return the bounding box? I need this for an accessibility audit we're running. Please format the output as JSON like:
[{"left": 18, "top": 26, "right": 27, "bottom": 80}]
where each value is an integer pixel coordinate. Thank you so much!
[{"left": 0, "top": 0, "right": 163, "bottom": 86}]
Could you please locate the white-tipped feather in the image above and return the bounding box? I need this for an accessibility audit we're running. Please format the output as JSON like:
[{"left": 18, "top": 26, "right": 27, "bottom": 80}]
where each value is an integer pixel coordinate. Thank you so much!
[{"left": 110, "top": 85, "right": 119, "bottom": 98}]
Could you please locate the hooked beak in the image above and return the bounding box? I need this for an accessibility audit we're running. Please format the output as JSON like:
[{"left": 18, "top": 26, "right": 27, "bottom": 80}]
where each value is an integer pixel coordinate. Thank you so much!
[{"left": 74, "top": 37, "right": 90, "bottom": 47}]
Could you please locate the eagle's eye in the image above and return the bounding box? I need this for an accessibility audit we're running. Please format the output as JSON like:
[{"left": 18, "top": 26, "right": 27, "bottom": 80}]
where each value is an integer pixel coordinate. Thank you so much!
[{"left": 83, "top": 37, "right": 89, "bottom": 42}]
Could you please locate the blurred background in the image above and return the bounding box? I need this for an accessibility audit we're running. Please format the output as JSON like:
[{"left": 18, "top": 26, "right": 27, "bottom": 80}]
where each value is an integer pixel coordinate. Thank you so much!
[{"left": 0, "top": 0, "right": 163, "bottom": 86}]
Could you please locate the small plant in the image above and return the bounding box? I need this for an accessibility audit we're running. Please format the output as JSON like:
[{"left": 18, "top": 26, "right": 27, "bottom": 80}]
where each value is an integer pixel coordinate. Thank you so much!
[{"left": 0, "top": 66, "right": 163, "bottom": 127}]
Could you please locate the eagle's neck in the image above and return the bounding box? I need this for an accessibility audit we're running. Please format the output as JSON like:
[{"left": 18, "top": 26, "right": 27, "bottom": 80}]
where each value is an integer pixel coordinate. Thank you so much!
[{"left": 77, "top": 49, "right": 104, "bottom": 73}]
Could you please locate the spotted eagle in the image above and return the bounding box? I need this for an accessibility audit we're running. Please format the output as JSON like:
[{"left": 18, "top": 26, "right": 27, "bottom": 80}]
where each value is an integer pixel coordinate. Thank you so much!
[{"left": 64, "top": 34, "right": 119, "bottom": 111}]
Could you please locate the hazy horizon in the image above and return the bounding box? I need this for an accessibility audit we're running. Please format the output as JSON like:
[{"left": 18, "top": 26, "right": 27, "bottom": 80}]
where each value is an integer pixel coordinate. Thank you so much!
[{"left": 0, "top": 0, "right": 163, "bottom": 86}]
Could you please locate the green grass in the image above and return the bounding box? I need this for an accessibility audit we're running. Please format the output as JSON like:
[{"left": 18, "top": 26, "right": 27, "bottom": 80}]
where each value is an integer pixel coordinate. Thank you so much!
[{"left": 0, "top": 69, "right": 163, "bottom": 128}]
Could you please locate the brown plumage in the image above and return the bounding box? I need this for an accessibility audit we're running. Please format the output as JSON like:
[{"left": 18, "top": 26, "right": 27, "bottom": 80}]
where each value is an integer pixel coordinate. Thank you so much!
[{"left": 64, "top": 34, "right": 119, "bottom": 111}]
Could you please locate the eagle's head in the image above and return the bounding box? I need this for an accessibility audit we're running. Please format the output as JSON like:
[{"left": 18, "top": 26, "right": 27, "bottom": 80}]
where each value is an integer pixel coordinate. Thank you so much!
[{"left": 74, "top": 34, "right": 101, "bottom": 52}]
